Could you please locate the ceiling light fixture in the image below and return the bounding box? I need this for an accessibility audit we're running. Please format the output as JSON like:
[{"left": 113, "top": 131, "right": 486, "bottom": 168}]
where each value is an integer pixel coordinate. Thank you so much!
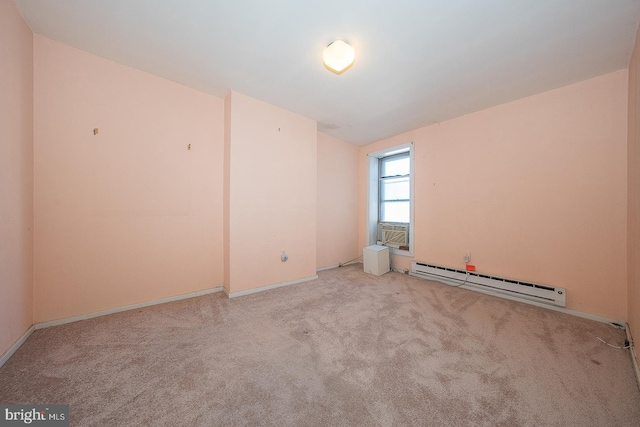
[{"left": 323, "top": 40, "right": 355, "bottom": 74}]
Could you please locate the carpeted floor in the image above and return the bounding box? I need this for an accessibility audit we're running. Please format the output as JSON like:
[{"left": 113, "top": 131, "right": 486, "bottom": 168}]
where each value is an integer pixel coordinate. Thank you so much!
[{"left": 1, "top": 265, "right": 639, "bottom": 426}]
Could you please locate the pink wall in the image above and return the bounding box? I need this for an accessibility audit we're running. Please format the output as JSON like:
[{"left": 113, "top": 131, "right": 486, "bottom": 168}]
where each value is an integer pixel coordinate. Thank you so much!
[
  {"left": 360, "top": 71, "right": 628, "bottom": 320},
  {"left": 628, "top": 24, "right": 640, "bottom": 345},
  {"left": 317, "top": 132, "right": 359, "bottom": 268},
  {"left": 225, "top": 91, "right": 317, "bottom": 294},
  {"left": 33, "top": 36, "right": 224, "bottom": 323},
  {"left": 0, "top": 0, "right": 34, "bottom": 356},
  {"left": 223, "top": 94, "right": 232, "bottom": 292}
]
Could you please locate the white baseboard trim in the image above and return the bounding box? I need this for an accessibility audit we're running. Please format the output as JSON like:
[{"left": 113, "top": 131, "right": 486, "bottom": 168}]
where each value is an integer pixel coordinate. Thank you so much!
[
  {"left": 35, "top": 287, "right": 225, "bottom": 330},
  {"left": 225, "top": 275, "right": 318, "bottom": 299},
  {"left": 409, "top": 273, "right": 625, "bottom": 326},
  {"left": 317, "top": 260, "right": 364, "bottom": 272},
  {"left": 317, "top": 264, "right": 340, "bottom": 272},
  {"left": 625, "top": 323, "right": 640, "bottom": 391},
  {"left": 0, "top": 325, "right": 35, "bottom": 369}
]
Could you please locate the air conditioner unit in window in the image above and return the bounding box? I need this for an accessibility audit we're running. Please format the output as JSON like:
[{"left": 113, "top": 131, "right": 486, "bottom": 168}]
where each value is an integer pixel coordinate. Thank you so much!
[{"left": 379, "top": 224, "right": 409, "bottom": 245}]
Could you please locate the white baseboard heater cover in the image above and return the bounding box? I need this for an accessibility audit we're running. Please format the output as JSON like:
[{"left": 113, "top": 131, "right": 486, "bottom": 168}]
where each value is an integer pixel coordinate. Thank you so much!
[{"left": 411, "top": 261, "right": 566, "bottom": 307}]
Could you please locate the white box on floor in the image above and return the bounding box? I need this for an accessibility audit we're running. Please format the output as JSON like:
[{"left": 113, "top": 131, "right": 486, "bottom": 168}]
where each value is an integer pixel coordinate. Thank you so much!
[{"left": 363, "top": 245, "right": 390, "bottom": 276}]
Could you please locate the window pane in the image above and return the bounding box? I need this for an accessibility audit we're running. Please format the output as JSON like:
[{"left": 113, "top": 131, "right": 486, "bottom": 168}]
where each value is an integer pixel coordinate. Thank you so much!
[
  {"left": 381, "top": 201, "right": 410, "bottom": 223},
  {"left": 381, "top": 177, "right": 409, "bottom": 200},
  {"left": 381, "top": 156, "right": 409, "bottom": 177}
]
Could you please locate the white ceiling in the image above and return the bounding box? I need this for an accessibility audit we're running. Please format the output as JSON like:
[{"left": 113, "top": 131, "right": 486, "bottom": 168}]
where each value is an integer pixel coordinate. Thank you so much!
[{"left": 13, "top": 0, "right": 640, "bottom": 145}]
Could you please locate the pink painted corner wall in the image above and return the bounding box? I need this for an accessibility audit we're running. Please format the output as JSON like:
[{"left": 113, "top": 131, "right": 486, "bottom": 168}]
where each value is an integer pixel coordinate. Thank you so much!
[
  {"left": 226, "top": 91, "right": 317, "bottom": 293},
  {"left": 360, "top": 71, "right": 628, "bottom": 320},
  {"left": 223, "top": 93, "right": 232, "bottom": 293},
  {"left": 33, "top": 36, "right": 224, "bottom": 323},
  {"left": 0, "top": 0, "right": 34, "bottom": 356},
  {"left": 628, "top": 24, "right": 640, "bottom": 341},
  {"left": 317, "top": 132, "right": 359, "bottom": 269}
]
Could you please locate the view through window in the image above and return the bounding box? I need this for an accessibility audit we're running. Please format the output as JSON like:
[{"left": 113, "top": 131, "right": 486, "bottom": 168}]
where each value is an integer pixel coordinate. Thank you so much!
[{"left": 379, "top": 152, "right": 410, "bottom": 223}]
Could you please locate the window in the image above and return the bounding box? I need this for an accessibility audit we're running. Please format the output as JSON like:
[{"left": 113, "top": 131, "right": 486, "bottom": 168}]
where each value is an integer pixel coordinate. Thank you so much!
[
  {"left": 379, "top": 152, "right": 410, "bottom": 223},
  {"left": 367, "top": 143, "right": 414, "bottom": 256}
]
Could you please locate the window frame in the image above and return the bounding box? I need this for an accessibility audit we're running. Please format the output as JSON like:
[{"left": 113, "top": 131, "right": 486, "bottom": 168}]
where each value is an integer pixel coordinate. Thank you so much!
[
  {"left": 367, "top": 142, "right": 414, "bottom": 257},
  {"left": 378, "top": 152, "right": 411, "bottom": 224}
]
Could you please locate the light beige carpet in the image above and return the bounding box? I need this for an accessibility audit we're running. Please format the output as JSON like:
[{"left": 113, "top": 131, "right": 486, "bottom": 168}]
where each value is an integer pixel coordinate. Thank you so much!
[{"left": 1, "top": 264, "right": 639, "bottom": 426}]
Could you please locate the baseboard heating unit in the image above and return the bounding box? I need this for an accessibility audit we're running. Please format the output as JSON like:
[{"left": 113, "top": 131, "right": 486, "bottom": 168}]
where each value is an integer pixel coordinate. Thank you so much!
[{"left": 411, "top": 261, "right": 566, "bottom": 307}]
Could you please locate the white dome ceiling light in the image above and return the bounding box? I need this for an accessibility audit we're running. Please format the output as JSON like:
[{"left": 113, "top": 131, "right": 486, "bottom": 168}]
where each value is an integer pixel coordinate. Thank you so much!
[{"left": 323, "top": 40, "right": 355, "bottom": 74}]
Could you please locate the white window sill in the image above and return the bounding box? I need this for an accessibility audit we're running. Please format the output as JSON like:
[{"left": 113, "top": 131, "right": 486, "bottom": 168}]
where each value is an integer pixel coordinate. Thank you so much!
[
  {"left": 376, "top": 242, "right": 413, "bottom": 257},
  {"left": 391, "top": 248, "right": 413, "bottom": 257}
]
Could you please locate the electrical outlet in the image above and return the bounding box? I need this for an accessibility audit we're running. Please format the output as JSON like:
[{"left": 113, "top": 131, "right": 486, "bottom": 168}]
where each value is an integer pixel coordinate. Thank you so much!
[{"left": 464, "top": 252, "right": 470, "bottom": 263}]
